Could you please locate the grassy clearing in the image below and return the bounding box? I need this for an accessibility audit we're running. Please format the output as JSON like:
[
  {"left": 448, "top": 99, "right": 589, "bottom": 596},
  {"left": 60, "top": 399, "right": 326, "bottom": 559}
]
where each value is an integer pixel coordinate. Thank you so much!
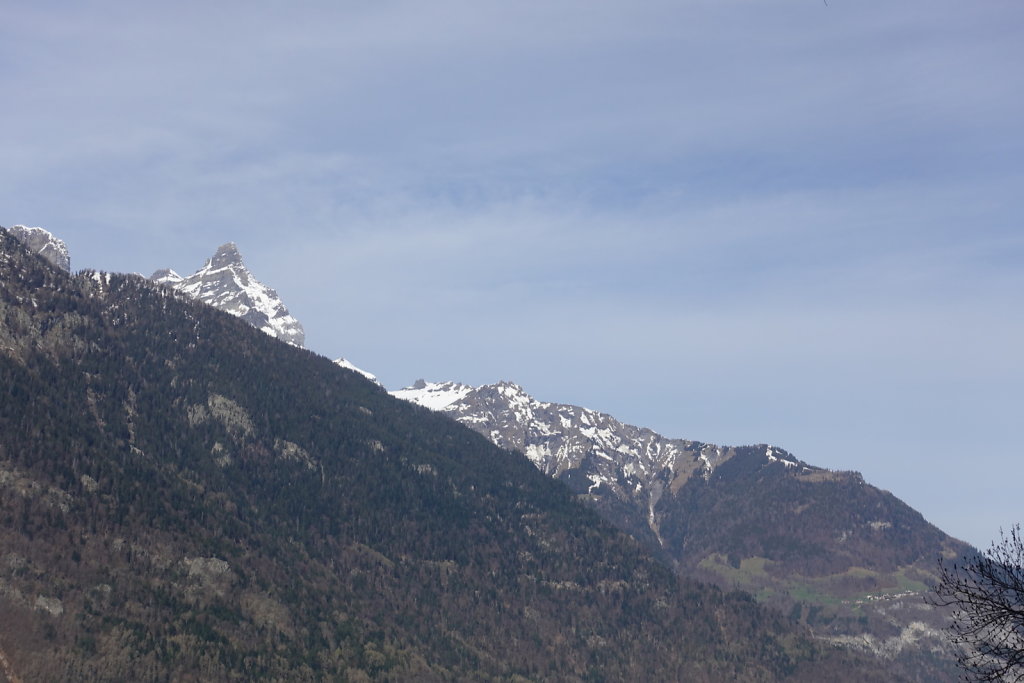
[{"left": 698, "top": 553, "right": 933, "bottom": 609}]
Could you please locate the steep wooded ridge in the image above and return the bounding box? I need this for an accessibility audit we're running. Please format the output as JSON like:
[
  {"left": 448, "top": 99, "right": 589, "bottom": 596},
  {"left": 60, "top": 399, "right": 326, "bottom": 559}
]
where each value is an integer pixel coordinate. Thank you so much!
[
  {"left": 396, "top": 380, "right": 971, "bottom": 678},
  {"left": 0, "top": 229, "right": 895, "bottom": 680}
]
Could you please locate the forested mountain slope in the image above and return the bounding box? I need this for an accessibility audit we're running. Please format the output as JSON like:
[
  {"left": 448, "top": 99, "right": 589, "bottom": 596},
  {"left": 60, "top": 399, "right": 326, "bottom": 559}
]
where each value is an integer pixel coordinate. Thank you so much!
[
  {"left": 0, "top": 228, "right": 895, "bottom": 680},
  {"left": 396, "top": 380, "right": 970, "bottom": 679}
]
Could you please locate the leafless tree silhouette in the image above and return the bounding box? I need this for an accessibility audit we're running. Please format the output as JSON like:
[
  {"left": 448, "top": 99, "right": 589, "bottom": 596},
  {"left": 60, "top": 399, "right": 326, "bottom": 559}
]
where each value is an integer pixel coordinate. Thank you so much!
[{"left": 932, "top": 524, "right": 1024, "bottom": 681}]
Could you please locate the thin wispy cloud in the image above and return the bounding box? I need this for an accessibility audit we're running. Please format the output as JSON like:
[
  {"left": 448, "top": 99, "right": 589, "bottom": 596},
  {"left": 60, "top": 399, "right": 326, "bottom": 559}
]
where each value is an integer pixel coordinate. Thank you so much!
[{"left": 2, "top": 0, "right": 1022, "bottom": 547}]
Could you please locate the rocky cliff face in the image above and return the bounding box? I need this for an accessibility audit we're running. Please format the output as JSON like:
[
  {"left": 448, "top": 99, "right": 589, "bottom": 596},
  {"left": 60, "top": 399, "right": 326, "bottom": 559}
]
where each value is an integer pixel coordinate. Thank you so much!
[
  {"left": 151, "top": 243, "right": 305, "bottom": 347},
  {"left": 8, "top": 225, "right": 70, "bottom": 271}
]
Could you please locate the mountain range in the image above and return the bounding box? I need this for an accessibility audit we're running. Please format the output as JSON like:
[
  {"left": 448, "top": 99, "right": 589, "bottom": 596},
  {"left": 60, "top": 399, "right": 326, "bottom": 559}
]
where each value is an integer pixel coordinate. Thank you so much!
[
  {"left": 0, "top": 225, "right": 903, "bottom": 680},
  {"left": 3, "top": 227, "right": 969, "bottom": 679}
]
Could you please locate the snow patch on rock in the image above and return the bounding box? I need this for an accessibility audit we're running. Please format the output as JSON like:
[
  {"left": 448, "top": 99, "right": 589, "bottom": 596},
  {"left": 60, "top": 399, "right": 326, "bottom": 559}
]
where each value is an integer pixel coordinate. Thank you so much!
[
  {"left": 152, "top": 243, "right": 305, "bottom": 347},
  {"left": 9, "top": 225, "right": 70, "bottom": 271}
]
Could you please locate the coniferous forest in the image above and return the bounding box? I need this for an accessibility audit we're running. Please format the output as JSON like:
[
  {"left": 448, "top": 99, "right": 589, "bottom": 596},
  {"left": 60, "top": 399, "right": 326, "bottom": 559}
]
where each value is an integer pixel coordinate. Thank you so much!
[{"left": 0, "top": 229, "right": 899, "bottom": 680}]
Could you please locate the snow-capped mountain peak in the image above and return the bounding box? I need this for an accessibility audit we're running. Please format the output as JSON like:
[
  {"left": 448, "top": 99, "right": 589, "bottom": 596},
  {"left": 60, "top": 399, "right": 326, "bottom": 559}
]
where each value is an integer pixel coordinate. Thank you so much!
[
  {"left": 151, "top": 243, "right": 305, "bottom": 347},
  {"left": 392, "top": 379, "right": 475, "bottom": 411},
  {"left": 9, "top": 225, "right": 70, "bottom": 271},
  {"left": 150, "top": 268, "right": 183, "bottom": 286}
]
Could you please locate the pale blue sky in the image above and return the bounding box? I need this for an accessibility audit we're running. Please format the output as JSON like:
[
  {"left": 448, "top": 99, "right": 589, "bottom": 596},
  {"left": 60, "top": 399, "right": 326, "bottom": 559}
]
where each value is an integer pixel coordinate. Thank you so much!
[{"left": 3, "top": 1, "right": 1022, "bottom": 549}]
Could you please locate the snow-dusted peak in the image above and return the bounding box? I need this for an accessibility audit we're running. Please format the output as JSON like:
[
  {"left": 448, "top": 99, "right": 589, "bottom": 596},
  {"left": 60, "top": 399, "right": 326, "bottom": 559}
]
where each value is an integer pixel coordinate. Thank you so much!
[
  {"left": 392, "top": 379, "right": 475, "bottom": 411},
  {"left": 333, "top": 358, "right": 381, "bottom": 386},
  {"left": 150, "top": 268, "right": 183, "bottom": 286},
  {"left": 9, "top": 225, "right": 70, "bottom": 271},
  {"left": 495, "top": 381, "right": 528, "bottom": 397},
  {"left": 152, "top": 243, "right": 305, "bottom": 347}
]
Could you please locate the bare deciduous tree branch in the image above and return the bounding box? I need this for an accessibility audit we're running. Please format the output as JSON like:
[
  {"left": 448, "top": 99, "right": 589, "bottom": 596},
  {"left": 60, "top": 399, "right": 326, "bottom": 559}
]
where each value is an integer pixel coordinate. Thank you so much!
[{"left": 931, "top": 524, "right": 1024, "bottom": 682}]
